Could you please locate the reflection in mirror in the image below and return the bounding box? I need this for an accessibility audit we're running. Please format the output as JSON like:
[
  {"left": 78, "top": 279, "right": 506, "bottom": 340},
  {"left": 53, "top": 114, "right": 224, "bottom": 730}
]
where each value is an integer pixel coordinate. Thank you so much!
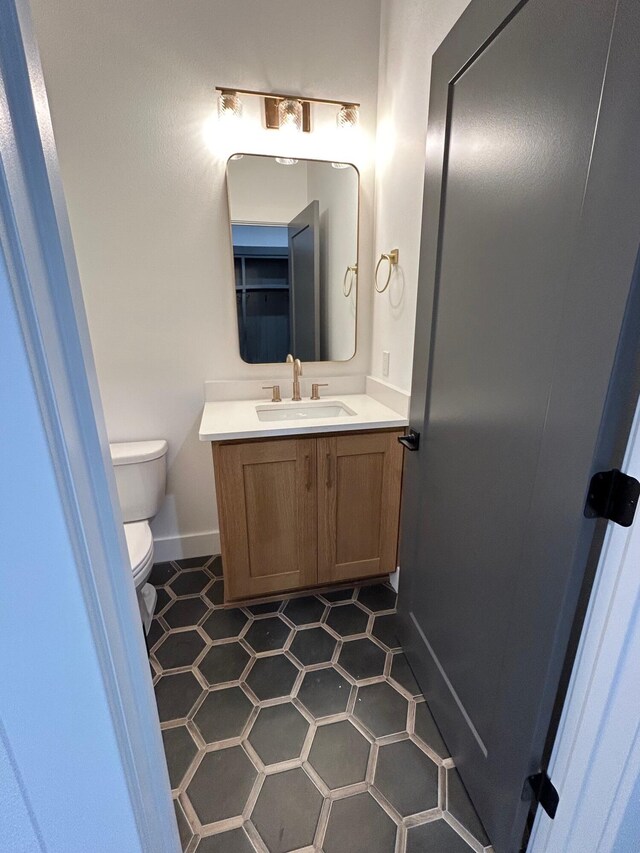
[{"left": 227, "top": 154, "right": 358, "bottom": 364}]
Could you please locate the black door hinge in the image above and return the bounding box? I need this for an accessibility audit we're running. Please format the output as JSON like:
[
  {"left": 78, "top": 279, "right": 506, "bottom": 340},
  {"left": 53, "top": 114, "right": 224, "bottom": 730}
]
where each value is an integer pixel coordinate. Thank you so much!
[
  {"left": 398, "top": 429, "right": 420, "bottom": 451},
  {"left": 527, "top": 771, "right": 559, "bottom": 819},
  {"left": 585, "top": 468, "right": 640, "bottom": 527}
]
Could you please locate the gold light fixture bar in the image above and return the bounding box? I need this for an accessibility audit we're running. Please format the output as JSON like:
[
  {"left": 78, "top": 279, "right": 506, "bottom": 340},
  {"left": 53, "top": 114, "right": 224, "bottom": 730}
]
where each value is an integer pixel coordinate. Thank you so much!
[
  {"left": 264, "top": 97, "right": 311, "bottom": 132},
  {"left": 216, "top": 87, "right": 359, "bottom": 134}
]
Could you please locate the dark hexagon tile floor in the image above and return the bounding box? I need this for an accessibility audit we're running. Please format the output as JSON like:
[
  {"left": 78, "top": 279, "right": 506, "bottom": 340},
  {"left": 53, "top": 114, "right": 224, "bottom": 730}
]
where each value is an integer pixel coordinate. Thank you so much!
[
  {"left": 308, "top": 719, "right": 370, "bottom": 790},
  {"left": 375, "top": 739, "right": 439, "bottom": 816},
  {"left": 163, "top": 596, "right": 209, "bottom": 629},
  {"left": 357, "top": 582, "right": 397, "bottom": 613},
  {"left": 324, "top": 792, "right": 397, "bottom": 853},
  {"left": 289, "top": 625, "right": 336, "bottom": 666},
  {"left": 201, "top": 608, "right": 247, "bottom": 642},
  {"left": 282, "top": 594, "right": 326, "bottom": 625},
  {"left": 245, "top": 654, "right": 299, "bottom": 701},
  {"left": 193, "top": 687, "right": 254, "bottom": 743},
  {"left": 162, "top": 725, "right": 198, "bottom": 790},
  {"left": 297, "top": 666, "right": 351, "bottom": 719},
  {"left": 195, "top": 827, "right": 254, "bottom": 852},
  {"left": 390, "top": 652, "right": 422, "bottom": 698},
  {"left": 243, "top": 616, "right": 291, "bottom": 654},
  {"left": 155, "top": 630, "right": 206, "bottom": 671},
  {"left": 154, "top": 671, "right": 203, "bottom": 723},
  {"left": 186, "top": 746, "right": 256, "bottom": 825},
  {"left": 170, "top": 569, "right": 212, "bottom": 597},
  {"left": 198, "top": 642, "right": 250, "bottom": 686},
  {"left": 247, "top": 702, "right": 309, "bottom": 766},
  {"left": 353, "top": 681, "right": 408, "bottom": 737},
  {"left": 338, "top": 636, "right": 386, "bottom": 681},
  {"left": 149, "top": 558, "right": 491, "bottom": 853},
  {"left": 251, "top": 767, "right": 323, "bottom": 852},
  {"left": 325, "top": 602, "right": 369, "bottom": 637},
  {"left": 371, "top": 612, "right": 402, "bottom": 650}
]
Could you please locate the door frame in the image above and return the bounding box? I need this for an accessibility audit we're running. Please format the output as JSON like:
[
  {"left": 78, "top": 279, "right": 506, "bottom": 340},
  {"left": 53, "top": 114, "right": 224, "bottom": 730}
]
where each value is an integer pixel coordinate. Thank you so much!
[
  {"left": 0, "top": 2, "right": 178, "bottom": 850},
  {"left": 528, "top": 393, "right": 640, "bottom": 850}
]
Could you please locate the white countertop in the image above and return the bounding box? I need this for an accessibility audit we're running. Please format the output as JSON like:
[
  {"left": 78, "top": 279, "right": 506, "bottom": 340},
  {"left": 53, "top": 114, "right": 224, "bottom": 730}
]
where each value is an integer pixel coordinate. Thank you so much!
[{"left": 199, "top": 394, "right": 408, "bottom": 442}]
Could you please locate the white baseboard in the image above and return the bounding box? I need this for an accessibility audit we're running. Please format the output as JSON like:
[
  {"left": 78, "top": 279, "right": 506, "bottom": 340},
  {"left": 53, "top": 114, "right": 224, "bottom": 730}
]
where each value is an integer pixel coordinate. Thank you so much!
[{"left": 153, "top": 530, "right": 220, "bottom": 563}]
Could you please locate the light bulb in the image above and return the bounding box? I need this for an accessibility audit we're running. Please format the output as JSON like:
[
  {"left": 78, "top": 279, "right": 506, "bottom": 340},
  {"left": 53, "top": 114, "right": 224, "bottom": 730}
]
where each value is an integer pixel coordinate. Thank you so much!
[
  {"left": 278, "top": 98, "right": 303, "bottom": 134},
  {"left": 337, "top": 103, "right": 359, "bottom": 130},
  {"left": 218, "top": 91, "right": 243, "bottom": 122}
]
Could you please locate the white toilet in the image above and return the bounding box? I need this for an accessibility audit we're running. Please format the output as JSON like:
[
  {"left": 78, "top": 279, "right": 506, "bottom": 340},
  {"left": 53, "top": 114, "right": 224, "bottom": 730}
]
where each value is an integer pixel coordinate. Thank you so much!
[{"left": 109, "top": 439, "right": 168, "bottom": 633}]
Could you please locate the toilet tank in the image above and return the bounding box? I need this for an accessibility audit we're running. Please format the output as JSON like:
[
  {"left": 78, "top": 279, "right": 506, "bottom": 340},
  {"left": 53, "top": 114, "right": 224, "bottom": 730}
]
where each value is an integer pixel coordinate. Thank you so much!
[{"left": 109, "top": 440, "right": 168, "bottom": 523}]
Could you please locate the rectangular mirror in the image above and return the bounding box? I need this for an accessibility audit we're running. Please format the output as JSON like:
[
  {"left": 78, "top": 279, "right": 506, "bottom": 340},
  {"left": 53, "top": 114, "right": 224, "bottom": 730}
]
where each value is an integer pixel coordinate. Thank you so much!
[{"left": 226, "top": 154, "right": 358, "bottom": 364}]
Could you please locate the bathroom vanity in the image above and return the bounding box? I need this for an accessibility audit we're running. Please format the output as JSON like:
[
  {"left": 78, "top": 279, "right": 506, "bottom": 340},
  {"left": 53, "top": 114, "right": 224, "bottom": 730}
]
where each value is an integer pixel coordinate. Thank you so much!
[
  {"left": 198, "top": 151, "right": 408, "bottom": 601},
  {"left": 200, "top": 395, "right": 407, "bottom": 601}
]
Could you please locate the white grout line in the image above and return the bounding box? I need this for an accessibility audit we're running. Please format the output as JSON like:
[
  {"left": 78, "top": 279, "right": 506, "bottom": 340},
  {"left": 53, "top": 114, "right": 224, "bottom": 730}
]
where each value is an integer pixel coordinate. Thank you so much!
[
  {"left": 313, "top": 796, "right": 332, "bottom": 849},
  {"left": 244, "top": 820, "right": 268, "bottom": 852},
  {"left": 443, "top": 812, "right": 488, "bottom": 853},
  {"left": 403, "top": 808, "right": 443, "bottom": 829}
]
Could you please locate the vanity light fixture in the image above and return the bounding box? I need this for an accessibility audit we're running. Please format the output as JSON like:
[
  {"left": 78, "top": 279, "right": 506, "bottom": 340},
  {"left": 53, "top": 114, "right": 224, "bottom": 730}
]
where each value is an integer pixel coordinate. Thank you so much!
[
  {"left": 277, "top": 98, "right": 303, "bottom": 134},
  {"left": 217, "top": 89, "right": 243, "bottom": 122},
  {"left": 215, "top": 87, "right": 360, "bottom": 135},
  {"left": 332, "top": 104, "right": 359, "bottom": 168},
  {"left": 337, "top": 103, "right": 359, "bottom": 130}
]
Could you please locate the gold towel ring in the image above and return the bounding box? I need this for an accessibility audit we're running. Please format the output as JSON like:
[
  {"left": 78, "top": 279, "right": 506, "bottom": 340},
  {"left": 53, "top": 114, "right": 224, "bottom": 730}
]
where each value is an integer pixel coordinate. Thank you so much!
[
  {"left": 374, "top": 248, "right": 399, "bottom": 293},
  {"left": 343, "top": 263, "right": 358, "bottom": 297}
]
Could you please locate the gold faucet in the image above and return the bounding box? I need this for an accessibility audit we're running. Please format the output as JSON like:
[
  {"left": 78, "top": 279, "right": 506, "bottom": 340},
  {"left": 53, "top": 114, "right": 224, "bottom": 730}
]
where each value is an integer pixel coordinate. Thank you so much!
[{"left": 286, "top": 353, "right": 303, "bottom": 401}]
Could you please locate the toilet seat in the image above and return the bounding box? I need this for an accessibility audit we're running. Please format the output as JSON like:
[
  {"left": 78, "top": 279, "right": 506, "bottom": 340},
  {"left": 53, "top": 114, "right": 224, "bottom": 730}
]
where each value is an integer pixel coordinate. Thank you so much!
[{"left": 123, "top": 520, "right": 154, "bottom": 586}]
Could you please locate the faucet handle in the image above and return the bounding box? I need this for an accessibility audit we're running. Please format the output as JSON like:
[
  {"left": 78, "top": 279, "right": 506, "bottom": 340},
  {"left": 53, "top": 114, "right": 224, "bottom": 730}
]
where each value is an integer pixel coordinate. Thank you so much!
[
  {"left": 262, "top": 385, "right": 282, "bottom": 403},
  {"left": 311, "top": 383, "right": 328, "bottom": 401}
]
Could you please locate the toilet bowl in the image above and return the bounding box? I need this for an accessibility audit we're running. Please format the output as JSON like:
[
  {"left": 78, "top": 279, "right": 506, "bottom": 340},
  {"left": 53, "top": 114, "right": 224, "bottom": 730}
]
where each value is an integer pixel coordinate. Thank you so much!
[
  {"left": 124, "top": 519, "right": 156, "bottom": 626},
  {"left": 110, "top": 439, "right": 168, "bottom": 633}
]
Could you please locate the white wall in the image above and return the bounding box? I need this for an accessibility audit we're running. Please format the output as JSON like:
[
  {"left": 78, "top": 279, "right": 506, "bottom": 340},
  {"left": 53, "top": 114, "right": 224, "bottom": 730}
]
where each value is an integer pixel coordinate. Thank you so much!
[
  {"left": 30, "top": 0, "right": 381, "bottom": 558},
  {"left": 228, "top": 155, "right": 309, "bottom": 224},
  {"left": 371, "top": 0, "right": 471, "bottom": 392}
]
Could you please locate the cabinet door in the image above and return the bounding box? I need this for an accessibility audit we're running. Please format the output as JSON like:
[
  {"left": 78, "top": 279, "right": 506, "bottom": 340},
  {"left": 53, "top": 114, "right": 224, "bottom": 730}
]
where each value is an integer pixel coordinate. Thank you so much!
[
  {"left": 213, "top": 438, "right": 317, "bottom": 600},
  {"left": 318, "top": 431, "right": 403, "bottom": 584}
]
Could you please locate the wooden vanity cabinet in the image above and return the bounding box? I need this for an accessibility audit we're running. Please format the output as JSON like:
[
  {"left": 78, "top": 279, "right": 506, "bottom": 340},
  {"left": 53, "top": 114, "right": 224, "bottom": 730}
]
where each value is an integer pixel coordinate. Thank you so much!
[
  {"left": 212, "top": 429, "right": 403, "bottom": 601},
  {"left": 212, "top": 438, "right": 317, "bottom": 600},
  {"left": 317, "top": 431, "right": 403, "bottom": 585}
]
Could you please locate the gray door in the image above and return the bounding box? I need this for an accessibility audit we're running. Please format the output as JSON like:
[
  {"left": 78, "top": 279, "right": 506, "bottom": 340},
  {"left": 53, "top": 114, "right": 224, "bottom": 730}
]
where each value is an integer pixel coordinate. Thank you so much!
[
  {"left": 288, "top": 200, "right": 320, "bottom": 361},
  {"left": 398, "top": 1, "right": 640, "bottom": 851}
]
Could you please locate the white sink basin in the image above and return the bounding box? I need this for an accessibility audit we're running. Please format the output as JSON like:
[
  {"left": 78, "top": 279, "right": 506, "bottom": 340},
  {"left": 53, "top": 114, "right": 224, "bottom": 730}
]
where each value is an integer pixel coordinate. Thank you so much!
[{"left": 256, "top": 401, "right": 356, "bottom": 422}]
